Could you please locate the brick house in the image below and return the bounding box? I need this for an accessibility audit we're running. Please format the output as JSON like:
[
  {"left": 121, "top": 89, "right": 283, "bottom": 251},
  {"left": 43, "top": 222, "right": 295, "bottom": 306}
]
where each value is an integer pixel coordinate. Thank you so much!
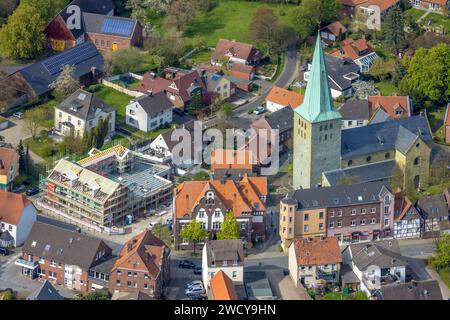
[
  {"left": 279, "top": 181, "right": 395, "bottom": 250},
  {"left": 174, "top": 175, "right": 268, "bottom": 249},
  {"left": 109, "top": 230, "right": 171, "bottom": 299},
  {"left": 16, "top": 222, "right": 114, "bottom": 292}
]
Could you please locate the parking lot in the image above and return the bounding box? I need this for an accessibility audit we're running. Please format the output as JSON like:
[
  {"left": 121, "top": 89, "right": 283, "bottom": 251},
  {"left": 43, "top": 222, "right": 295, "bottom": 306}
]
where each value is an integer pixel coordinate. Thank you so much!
[{"left": 164, "top": 256, "right": 203, "bottom": 300}]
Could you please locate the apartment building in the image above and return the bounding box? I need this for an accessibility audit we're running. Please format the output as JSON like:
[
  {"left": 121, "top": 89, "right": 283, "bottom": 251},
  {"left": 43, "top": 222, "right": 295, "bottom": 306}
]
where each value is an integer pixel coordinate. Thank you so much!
[
  {"left": 42, "top": 145, "right": 172, "bottom": 228},
  {"left": 279, "top": 181, "right": 395, "bottom": 250},
  {"left": 16, "top": 222, "right": 113, "bottom": 292}
]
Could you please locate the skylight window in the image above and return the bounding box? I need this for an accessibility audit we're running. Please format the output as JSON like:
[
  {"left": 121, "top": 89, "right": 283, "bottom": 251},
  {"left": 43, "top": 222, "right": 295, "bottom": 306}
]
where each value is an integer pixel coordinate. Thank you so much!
[
  {"left": 31, "top": 241, "right": 36, "bottom": 247},
  {"left": 358, "top": 196, "right": 363, "bottom": 201}
]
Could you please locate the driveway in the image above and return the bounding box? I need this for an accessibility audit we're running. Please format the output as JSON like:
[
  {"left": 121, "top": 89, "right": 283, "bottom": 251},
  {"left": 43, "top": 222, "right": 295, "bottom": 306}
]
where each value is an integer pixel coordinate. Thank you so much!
[{"left": 165, "top": 256, "right": 202, "bottom": 300}]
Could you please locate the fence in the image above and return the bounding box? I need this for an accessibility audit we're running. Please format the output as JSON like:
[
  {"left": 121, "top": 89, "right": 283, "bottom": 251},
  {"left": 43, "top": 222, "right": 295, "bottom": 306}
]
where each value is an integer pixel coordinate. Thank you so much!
[{"left": 102, "top": 72, "right": 145, "bottom": 98}]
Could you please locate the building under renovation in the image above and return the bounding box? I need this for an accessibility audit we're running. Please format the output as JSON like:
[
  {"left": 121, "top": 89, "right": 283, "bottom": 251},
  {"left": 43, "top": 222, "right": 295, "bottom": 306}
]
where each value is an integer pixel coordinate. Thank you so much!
[{"left": 41, "top": 145, "right": 172, "bottom": 228}]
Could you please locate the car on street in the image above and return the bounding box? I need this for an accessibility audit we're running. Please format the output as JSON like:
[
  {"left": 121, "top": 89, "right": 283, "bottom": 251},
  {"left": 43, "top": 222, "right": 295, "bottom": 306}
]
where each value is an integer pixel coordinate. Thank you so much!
[
  {"left": 0, "top": 247, "right": 10, "bottom": 256},
  {"left": 147, "top": 221, "right": 158, "bottom": 230},
  {"left": 185, "top": 286, "right": 205, "bottom": 296},
  {"left": 12, "top": 112, "right": 24, "bottom": 119},
  {"left": 186, "top": 281, "right": 203, "bottom": 289},
  {"left": 179, "top": 260, "right": 196, "bottom": 269},
  {"left": 190, "top": 294, "right": 207, "bottom": 300},
  {"left": 253, "top": 106, "right": 266, "bottom": 115},
  {"left": 26, "top": 187, "right": 39, "bottom": 197},
  {"left": 194, "top": 266, "right": 202, "bottom": 275}
]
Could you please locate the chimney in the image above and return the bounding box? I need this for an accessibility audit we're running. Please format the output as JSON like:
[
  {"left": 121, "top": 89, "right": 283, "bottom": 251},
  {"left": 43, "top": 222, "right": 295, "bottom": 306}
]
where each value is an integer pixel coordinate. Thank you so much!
[
  {"left": 91, "top": 66, "right": 97, "bottom": 76},
  {"left": 150, "top": 72, "right": 156, "bottom": 79}
]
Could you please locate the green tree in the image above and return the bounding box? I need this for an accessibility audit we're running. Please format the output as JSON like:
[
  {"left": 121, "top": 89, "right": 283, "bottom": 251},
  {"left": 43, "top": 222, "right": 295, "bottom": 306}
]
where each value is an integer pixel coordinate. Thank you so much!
[
  {"left": 17, "top": 140, "right": 25, "bottom": 174},
  {"left": 382, "top": 7, "right": 407, "bottom": 55},
  {"left": 430, "top": 234, "right": 450, "bottom": 270},
  {"left": 0, "top": 4, "right": 46, "bottom": 59},
  {"left": 391, "top": 59, "right": 406, "bottom": 87},
  {"left": 79, "top": 290, "right": 110, "bottom": 300},
  {"left": 400, "top": 43, "right": 450, "bottom": 104},
  {"left": 217, "top": 103, "right": 234, "bottom": 120},
  {"left": 104, "top": 47, "right": 145, "bottom": 75},
  {"left": 23, "top": 108, "right": 48, "bottom": 139},
  {"left": 151, "top": 221, "right": 173, "bottom": 246},
  {"left": 179, "top": 220, "right": 209, "bottom": 253},
  {"left": 369, "top": 59, "right": 395, "bottom": 81},
  {"left": 217, "top": 211, "right": 240, "bottom": 240},
  {"left": 25, "top": 144, "right": 31, "bottom": 175}
]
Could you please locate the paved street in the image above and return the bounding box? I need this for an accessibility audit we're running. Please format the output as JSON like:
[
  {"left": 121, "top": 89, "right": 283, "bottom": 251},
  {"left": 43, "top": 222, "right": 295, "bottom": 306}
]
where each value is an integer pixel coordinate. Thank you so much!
[{"left": 398, "top": 238, "right": 436, "bottom": 258}]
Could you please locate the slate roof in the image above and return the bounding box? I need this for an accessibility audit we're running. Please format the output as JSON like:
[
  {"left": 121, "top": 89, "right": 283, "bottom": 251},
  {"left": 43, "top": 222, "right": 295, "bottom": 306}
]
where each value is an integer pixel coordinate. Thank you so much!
[
  {"left": 13, "top": 42, "right": 103, "bottom": 96},
  {"left": 56, "top": 89, "right": 114, "bottom": 121},
  {"left": 132, "top": 92, "right": 173, "bottom": 117},
  {"left": 341, "top": 114, "right": 432, "bottom": 159},
  {"left": 369, "top": 108, "right": 392, "bottom": 124},
  {"left": 204, "top": 239, "right": 244, "bottom": 267},
  {"left": 82, "top": 12, "right": 138, "bottom": 38},
  {"left": 22, "top": 222, "right": 111, "bottom": 269},
  {"left": 325, "top": 54, "right": 360, "bottom": 92},
  {"left": 323, "top": 160, "right": 398, "bottom": 186},
  {"left": 417, "top": 194, "right": 449, "bottom": 220},
  {"left": 284, "top": 181, "right": 390, "bottom": 209},
  {"left": 375, "top": 280, "right": 443, "bottom": 300},
  {"left": 338, "top": 99, "right": 370, "bottom": 120},
  {"left": 27, "top": 280, "right": 64, "bottom": 301},
  {"left": 348, "top": 239, "right": 406, "bottom": 271},
  {"left": 263, "top": 106, "right": 294, "bottom": 132}
]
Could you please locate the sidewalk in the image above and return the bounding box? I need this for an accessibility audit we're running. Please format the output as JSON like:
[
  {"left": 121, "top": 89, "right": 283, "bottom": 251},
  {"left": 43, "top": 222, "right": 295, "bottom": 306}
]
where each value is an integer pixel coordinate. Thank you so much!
[{"left": 426, "top": 266, "right": 450, "bottom": 300}]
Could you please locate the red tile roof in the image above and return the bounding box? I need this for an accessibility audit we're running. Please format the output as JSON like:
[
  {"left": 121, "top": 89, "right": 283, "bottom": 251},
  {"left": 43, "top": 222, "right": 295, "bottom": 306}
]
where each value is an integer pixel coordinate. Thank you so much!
[
  {"left": 322, "top": 21, "right": 347, "bottom": 36},
  {"left": 0, "top": 190, "right": 30, "bottom": 225},
  {"left": 363, "top": 0, "right": 400, "bottom": 12},
  {"left": 211, "top": 149, "right": 255, "bottom": 171},
  {"left": 368, "top": 96, "right": 410, "bottom": 119},
  {"left": 174, "top": 175, "right": 267, "bottom": 219},
  {"left": 111, "top": 230, "right": 167, "bottom": 278},
  {"left": 0, "top": 147, "right": 18, "bottom": 177},
  {"left": 212, "top": 39, "right": 259, "bottom": 63},
  {"left": 138, "top": 73, "right": 171, "bottom": 94},
  {"left": 332, "top": 38, "right": 373, "bottom": 60},
  {"left": 291, "top": 237, "right": 342, "bottom": 266},
  {"left": 266, "top": 86, "right": 304, "bottom": 109},
  {"left": 210, "top": 270, "right": 237, "bottom": 300}
]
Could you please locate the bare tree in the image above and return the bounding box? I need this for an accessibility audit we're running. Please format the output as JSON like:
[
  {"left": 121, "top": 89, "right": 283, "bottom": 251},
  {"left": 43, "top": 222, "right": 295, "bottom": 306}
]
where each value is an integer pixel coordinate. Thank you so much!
[
  {"left": 23, "top": 108, "right": 47, "bottom": 139},
  {"left": 166, "top": 0, "right": 197, "bottom": 32},
  {"left": 50, "top": 65, "right": 79, "bottom": 100},
  {"left": 429, "top": 150, "right": 450, "bottom": 187}
]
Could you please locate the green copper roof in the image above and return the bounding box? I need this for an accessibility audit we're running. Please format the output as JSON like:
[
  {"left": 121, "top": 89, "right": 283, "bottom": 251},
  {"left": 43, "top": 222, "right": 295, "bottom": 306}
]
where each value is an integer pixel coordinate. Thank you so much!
[{"left": 295, "top": 33, "right": 342, "bottom": 123}]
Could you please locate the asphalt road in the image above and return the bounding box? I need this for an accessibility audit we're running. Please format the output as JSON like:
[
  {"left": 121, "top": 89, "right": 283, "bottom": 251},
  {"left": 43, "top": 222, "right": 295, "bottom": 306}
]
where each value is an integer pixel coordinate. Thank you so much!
[{"left": 229, "top": 47, "right": 300, "bottom": 129}]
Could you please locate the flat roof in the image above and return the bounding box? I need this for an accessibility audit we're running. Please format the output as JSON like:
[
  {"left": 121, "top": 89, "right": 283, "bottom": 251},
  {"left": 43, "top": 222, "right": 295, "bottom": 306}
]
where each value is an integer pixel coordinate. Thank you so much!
[{"left": 244, "top": 271, "right": 275, "bottom": 300}]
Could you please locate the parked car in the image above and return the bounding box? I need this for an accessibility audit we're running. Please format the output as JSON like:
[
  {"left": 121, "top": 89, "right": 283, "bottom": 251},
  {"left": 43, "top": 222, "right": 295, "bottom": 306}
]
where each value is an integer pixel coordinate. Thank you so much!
[
  {"left": 185, "top": 286, "right": 205, "bottom": 296},
  {"left": 12, "top": 112, "right": 23, "bottom": 119},
  {"left": 186, "top": 280, "right": 203, "bottom": 289},
  {"left": 253, "top": 106, "right": 266, "bottom": 115},
  {"left": 179, "top": 260, "right": 196, "bottom": 269},
  {"left": 0, "top": 247, "right": 9, "bottom": 256},
  {"left": 190, "top": 294, "right": 207, "bottom": 300},
  {"left": 26, "top": 187, "right": 39, "bottom": 197},
  {"left": 147, "top": 221, "right": 158, "bottom": 230},
  {"left": 194, "top": 266, "right": 202, "bottom": 275}
]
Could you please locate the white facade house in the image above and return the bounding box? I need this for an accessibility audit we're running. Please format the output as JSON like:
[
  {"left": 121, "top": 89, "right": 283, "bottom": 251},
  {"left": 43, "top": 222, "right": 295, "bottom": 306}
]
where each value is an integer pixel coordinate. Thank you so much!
[
  {"left": 126, "top": 92, "right": 173, "bottom": 132},
  {"left": 202, "top": 240, "right": 244, "bottom": 293},
  {"left": 0, "top": 191, "right": 37, "bottom": 247},
  {"left": 410, "top": 0, "right": 449, "bottom": 11},
  {"left": 55, "top": 89, "right": 116, "bottom": 138}
]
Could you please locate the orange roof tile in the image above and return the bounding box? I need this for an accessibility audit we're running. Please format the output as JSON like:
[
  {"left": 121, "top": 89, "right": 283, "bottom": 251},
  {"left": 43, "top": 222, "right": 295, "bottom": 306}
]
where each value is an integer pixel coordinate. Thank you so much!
[
  {"left": 322, "top": 21, "right": 347, "bottom": 36},
  {"left": 292, "top": 237, "right": 342, "bottom": 266},
  {"left": 266, "top": 86, "right": 304, "bottom": 109},
  {"left": 212, "top": 39, "right": 258, "bottom": 62},
  {"left": 0, "top": 147, "right": 18, "bottom": 176},
  {"left": 174, "top": 175, "right": 267, "bottom": 219},
  {"left": 0, "top": 190, "right": 30, "bottom": 225},
  {"left": 332, "top": 38, "right": 373, "bottom": 61},
  {"left": 211, "top": 149, "right": 255, "bottom": 171},
  {"left": 210, "top": 270, "right": 237, "bottom": 300},
  {"left": 111, "top": 230, "right": 167, "bottom": 278},
  {"left": 363, "top": 0, "right": 400, "bottom": 12},
  {"left": 368, "top": 96, "right": 410, "bottom": 119}
]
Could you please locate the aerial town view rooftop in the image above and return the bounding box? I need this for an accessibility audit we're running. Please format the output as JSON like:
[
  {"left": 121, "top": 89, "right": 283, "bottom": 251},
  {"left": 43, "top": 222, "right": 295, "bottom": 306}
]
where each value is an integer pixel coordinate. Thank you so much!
[{"left": 0, "top": 0, "right": 449, "bottom": 309}]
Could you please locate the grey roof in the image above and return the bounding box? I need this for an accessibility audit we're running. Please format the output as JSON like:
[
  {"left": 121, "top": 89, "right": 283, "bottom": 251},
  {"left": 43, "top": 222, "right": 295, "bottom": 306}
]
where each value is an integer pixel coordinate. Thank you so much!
[
  {"left": 27, "top": 280, "right": 64, "bottom": 301},
  {"left": 349, "top": 239, "right": 406, "bottom": 271},
  {"left": 338, "top": 99, "right": 370, "bottom": 120},
  {"left": 369, "top": 107, "right": 392, "bottom": 124},
  {"left": 90, "top": 255, "right": 117, "bottom": 275},
  {"left": 341, "top": 115, "right": 432, "bottom": 159},
  {"left": 244, "top": 271, "right": 274, "bottom": 299},
  {"left": 375, "top": 280, "right": 443, "bottom": 300},
  {"left": 341, "top": 264, "right": 360, "bottom": 284},
  {"left": 224, "top": 75, "right": 252, "bottom": 85},
  {"left": 0, "top": 230, "right": 14, "bottom": 242},
  {"left": 133, "top": 92, "right": 173, "bottom": 117},
  {"left": 56, "top": 89, "right": 114, "bottom": 121},
  {"left": 205, "top": 239, "right": 244, "bottom": 267},
  {"left": 287, "top": 181, "right": 390, "bottom": 209},
  {"left": 22, "top": 222, "right": 111, "bottom": 269},
  {"left": 264, "top": 106, "right": 293, "bottom": 132},
  {"left": 82, "top": 12, "right": 138, "bottom": 38},
  {"left": 325, "top": 54, "right": 360, "bottom": 92},
  {"left": 323, "top": 160, "right": 398, "bottom": 186},
  {"left": 14, "top": 42, "right": 103, "bottom": 96},
  {"left": 417, "top": 194, "right": 449, "bottom": 220}
]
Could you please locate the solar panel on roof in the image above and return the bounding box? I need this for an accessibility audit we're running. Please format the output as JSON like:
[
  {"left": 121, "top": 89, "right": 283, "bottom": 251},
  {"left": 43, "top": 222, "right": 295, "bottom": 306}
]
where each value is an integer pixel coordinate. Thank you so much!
[
  {"left": 101, "top": 18, "right": 134, "bottom": 36},
  {"left": 42, "top": 43, "right": 98, "bottom": 75}
]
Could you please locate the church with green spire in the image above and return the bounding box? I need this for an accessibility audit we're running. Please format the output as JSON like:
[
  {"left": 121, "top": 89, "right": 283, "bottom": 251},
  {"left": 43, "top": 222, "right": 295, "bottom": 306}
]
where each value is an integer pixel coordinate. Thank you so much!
[{"left": 293, "top": 34, "right": 342, "bottom": 189}]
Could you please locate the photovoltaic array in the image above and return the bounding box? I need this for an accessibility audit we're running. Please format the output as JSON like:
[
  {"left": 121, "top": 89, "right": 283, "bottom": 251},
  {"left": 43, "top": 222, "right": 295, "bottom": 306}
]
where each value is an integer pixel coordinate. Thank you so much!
[
  {"left": 101, "top": 18, "right": 134, "bottom": 37},
  {"left": 42, "top": 42, "right": 98, "bottom": 75}
]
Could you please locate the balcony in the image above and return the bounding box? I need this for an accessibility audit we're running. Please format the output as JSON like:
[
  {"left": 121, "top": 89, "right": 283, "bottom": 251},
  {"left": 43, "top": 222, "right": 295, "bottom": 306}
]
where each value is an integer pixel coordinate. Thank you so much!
[{"left": 15, "top": 258, "right": 38, "bottom": 270}]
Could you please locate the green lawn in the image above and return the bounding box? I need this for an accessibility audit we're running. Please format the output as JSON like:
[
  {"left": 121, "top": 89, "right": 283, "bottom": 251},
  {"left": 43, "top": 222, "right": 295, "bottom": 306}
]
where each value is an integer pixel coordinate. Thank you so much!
[
  {"left": 428, "top": 107, "right": 447, "bottom": 144},
  {"left": 439, "top": 267, "right": 450, "bottom": 289},
  {"left": 101, "top": 135, "right": 132, "bottom": 150},
  {"left": 88, "top": 85, "right": 133, "bottom": 123},
  {"left": 426, "top": 13, "right": 450, "bottom": 34},
  {"left": 375, "top": 80, "right": 399, "bottom": 96},
  {"left": 403, "top": 8, "right": 426, "bottom": 21},
  {"left": 183, "top": 0, "right": 295, "bottom": 46},
  {"left": 186, "top": 48, "right": 213, "bottom": 65}
]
